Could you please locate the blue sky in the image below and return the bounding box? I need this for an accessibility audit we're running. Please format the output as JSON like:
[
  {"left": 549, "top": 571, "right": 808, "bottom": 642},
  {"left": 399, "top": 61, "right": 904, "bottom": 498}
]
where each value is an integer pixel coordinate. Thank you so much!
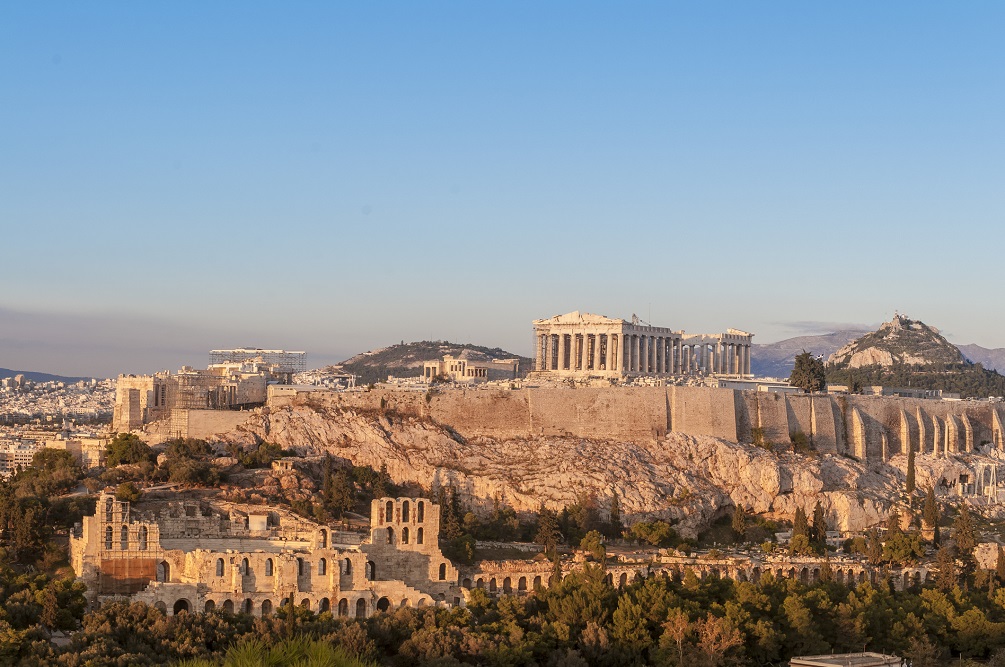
[{"left": 2, "top": 3, "right": 1003, "bottom": 377}]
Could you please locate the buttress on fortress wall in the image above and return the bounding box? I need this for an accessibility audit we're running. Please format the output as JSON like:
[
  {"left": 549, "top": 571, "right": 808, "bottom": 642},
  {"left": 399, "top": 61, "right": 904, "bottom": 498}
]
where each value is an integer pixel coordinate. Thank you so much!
[{"left": 71, "top": 493, "right": 461, "bottom": 617}]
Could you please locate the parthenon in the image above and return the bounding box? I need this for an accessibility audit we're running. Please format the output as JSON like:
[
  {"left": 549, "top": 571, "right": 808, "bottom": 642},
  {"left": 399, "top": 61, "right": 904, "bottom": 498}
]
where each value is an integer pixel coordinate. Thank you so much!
[{"left": 532, "top": 311, "right": 753, "bottom": 379}]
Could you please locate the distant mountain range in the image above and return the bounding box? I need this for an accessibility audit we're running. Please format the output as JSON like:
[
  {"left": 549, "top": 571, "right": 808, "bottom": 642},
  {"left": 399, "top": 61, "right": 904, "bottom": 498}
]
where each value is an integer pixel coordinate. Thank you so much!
[
  {"left": 0, "top": 368, "right": 91, "bottom": 383},
  {"left": 753, "top": 328, "right": 1005, "bottom": 378}
]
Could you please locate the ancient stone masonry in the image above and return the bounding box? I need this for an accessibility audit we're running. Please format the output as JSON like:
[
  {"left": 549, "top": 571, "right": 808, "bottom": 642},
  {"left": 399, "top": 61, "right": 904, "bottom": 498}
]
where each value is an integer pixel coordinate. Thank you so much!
[
  {"left": 71, "top": 493, "right": 461, "bottom": 617},
  {"left": 532, "top": 311, "right": 753, "bottom": 379},
  {"left": 294, "top": 385, "right": 1005, "bottom": 464}
]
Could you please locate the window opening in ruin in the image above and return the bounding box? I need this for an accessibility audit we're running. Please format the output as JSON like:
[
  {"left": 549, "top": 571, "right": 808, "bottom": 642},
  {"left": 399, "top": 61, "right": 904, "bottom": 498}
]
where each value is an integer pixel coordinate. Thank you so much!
[
  {"left": 439, "top": 563, "right": 447, "bottom": 580},
  {"left": 385, "top": 500, "right": 393, "bottom": 522},
  {"left": 489, "top": 578, "right": 497, "bottom": 592},
  {"left": 155, "top": 601, "right": 167, "bottom": 614},
  {"left": 157, "top": 561, "right": 170, "bottom": 582},
  {"left": 402, "top": 527, "right": 409, "bottom": 544},
  {"left": 261, "top": 600, "right": 272, "bottom": 616},
  {"left": 343, "top": 558, "right": 352, "bottom": 575},
  {"left": 366, "top": 561, "right": 375, "bottom": 580},
  {"left": 242, "top": 558, "right": 250, "bottom": 575},
  {"left": 297, "top": 558, "right": 305, "bottom": 576},
  {"left": 462, "top": 578, "right": 471, "bottom": 588},
  {"left": 204, "top": 600, "right": 215, "bottom": 612},
  {"left": 120, "top": 525, "right": 129, "bottom": 550},
  {"left": 402, "top": 500, "right": 409, "bottom": 522},
  {"left": 319, "top": 598, "right": 330, "bottom": 613},
  {"left": 318, "top": 558, "right": 326, "bottom": 575},
  {"left": 386, "top": 526, "right": 394, "bottom": 544},
  {"left": 173, "top": 599, "right": 190, "bottom": 615},
  {"left": 138, "top": 526, "right": 147, "bottom": 550},
  {"left": 105, "top": 498, "right": 113, "bottom": 523},
  {"left": 355, "top": 599, "right": 366, "bottom": 618},
  {"left": 223, "top": 600, "right": 234, "bottom": 613},
  {"left": 319, "top": 529, "right": 327, "bottom": 548},
  {"left": 243, "top": 599, "right": 253, "bottom": 614},
  {"left": 265, "top": 558, "right": 273, "bottom": 576},
  {"left": 216, "top": 559, "right": 225, "bottom": 577},
  {"left": 518, "top": 577, "right": 527, "bottom": 591},
  {"left": 376, "top": 597, "right": 390, "bottom": 612},
  {"left": 104, "top": 526, "right": 112, "bottom": 550},
  {"left": 417, "top": 502, "right": 424, "bottom": 522},
  {"left": 417, "top": 527, "right": 423, "bottom": 544},
  {"left": 338, "top": 598, "right": 349, "bottom": 616},
  {"left": 300, "top": 598, "right": 310, "bottom": 609}
]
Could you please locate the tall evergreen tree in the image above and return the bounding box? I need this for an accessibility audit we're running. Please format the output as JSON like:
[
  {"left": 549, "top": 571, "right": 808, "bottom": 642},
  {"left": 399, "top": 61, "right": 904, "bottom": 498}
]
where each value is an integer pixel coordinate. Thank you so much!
[
  {"left": 789, "top": 351, "right": 826, "bottom": 393},
  {"left": 906, "top": 445, "right": 916, "bottom": 495},
  {"left": 996, "top": 546, "right": 1005, "bottom": 583},
  {"left": 792, "top": 507, "right": 809, "bottom": 539},
  {"left": 608, "top": 489, "right": 623, "bottom": 539},
  {"left": 732, "top": 505, "right": 747, "bottom": 540},
  {"left": 954, "top": 505, "right": 978, "bottom": 579},
  {"left": 811, "top": 501, "right": 827, "bottom": 548},
  {"left": 923, "top": 487, "right": 941, "bottom": 545}
]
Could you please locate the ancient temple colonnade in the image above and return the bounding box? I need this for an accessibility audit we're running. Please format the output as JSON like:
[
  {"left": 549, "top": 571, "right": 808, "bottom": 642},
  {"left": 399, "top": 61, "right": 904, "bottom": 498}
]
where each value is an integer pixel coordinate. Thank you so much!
[{"left": 532, "top": 311, "right": 752, "bottom": 379}]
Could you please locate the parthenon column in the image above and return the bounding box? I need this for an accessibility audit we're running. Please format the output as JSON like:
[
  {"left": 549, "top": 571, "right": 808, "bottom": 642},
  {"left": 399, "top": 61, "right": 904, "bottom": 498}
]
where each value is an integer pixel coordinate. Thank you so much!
[
  {"left": 631, "top": 335, "right": 640, "bottom": 373},
  {"left": 557, "top": 334, "right": 567, "bottom": 372},
  {"left": 608, "top": 334, "right": 617, "bottom": 372},
  {"left": 745, "top": 345, "right": 751, "bottom": 375},
  {"left": 593, "top": 334, "right": 602, "bottom": 371}
]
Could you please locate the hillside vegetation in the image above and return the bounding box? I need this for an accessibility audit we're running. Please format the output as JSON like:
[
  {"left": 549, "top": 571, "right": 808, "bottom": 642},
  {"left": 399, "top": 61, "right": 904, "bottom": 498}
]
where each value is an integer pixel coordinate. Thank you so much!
[
  {"left": 826, "top": 315, "right": 1005, "bottom": 398},
  {"left": 334, "top": 341, "right": 532, "bottom": 385}
]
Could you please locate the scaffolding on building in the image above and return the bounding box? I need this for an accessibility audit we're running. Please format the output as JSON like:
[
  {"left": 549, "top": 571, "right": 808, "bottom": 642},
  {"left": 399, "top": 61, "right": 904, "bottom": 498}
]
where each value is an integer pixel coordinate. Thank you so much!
[{"left": 209, "top": 349, "right": 307, "bottom": 373}]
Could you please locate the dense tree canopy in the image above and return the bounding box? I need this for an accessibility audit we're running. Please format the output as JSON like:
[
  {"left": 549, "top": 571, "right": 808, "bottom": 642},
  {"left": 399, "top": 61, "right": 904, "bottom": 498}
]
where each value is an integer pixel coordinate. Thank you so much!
[{"left": 789, "top": 351, "right": 826, "bottom": 393}]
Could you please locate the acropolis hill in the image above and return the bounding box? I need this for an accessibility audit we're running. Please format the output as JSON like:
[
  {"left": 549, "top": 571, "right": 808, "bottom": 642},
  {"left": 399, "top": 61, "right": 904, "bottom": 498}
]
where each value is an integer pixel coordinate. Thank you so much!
[{"left": 112, "top": 313, "right": 1005, "bottom": 537}]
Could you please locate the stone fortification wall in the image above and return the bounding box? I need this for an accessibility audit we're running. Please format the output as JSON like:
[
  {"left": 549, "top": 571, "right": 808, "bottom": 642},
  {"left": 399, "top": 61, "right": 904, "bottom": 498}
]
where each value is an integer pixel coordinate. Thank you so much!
[{"left": 290, "top": 387, "right": 1004, "bottom": 464}]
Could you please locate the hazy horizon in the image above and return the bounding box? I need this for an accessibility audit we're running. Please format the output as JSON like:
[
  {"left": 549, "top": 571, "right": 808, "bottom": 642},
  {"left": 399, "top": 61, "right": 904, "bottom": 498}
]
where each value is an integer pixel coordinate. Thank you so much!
[{"left": 4, "top": 3, "right": 1004, "bottom": 377}]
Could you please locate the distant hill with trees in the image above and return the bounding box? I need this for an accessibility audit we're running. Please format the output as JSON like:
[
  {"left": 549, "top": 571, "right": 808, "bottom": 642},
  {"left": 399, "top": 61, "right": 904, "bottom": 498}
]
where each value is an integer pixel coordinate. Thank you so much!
[
  {"left": 0, "top": 367, "right": 91, "bottom": 383},
  {"left": 331, "top": 341, "right": 532, "bottom": 385}
]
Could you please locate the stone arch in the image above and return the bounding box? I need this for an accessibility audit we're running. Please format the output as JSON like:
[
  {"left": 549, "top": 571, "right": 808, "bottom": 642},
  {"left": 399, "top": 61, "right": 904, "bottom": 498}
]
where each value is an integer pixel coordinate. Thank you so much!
[
  {"left": 476, "top": 578, "right": 484, "bottom": 589},
  {"left": 439, "top": 563, "right": 447, "bottom": 580},
  {"left": 402, "top": 527, "right": 409, "bottom": 544},
  {"left": 533, "top": 575, "right": 542, "bottom": 590},
  {"left": 402, "top": 500, "right": 410, "bottom": 522},
  {"left": 300, "top": 598, "right": 310, "bottom": 609},
  {"left": 172, "top": 599, "right": 190, "bottom": 615},
  {"left": 417, "top": 527, "right": 424, "bottom": 544},
  {"left": 799, "top": 568, "right": 808, "bottom": 584},
  {"left": 265, "top": 558, "right": 273, "bottom": 576},
  {"left": 338, "top": 598, "right": 349, "bottom": 617},
  {"left": 355, "top": 598, "right": 367, "bottom": 618},
  {"left": 400, "top": 599, "right": 409, "bottom": 608},
  {"left": 319, "top": 529, "right": 327, "bottom": 549},
  {"left": 385, "top": 500, "right": 393, "bottom": 522},
  {"left": 157, "top": 561, "right": 170, "bottom": 582},
  {"left": 242, "top": 558, "right": 250, "bottom": 575},
  {"left": 365, "top": 561, "right": 376, "bottom": 579},
  {"left": 737, "top": 569, "right": 748, "bottom": 583},
  {"left": 319, "top": 598, "right": 330, "bottom": 613},
  {"left": 518, "top": 576, "right": 527, "bottom": 592},
  {"left": 503, "top": 577, "right": 512, "bottom": 593},
  {"left": 386, "top": 526, "right": 394, "bottom": 544},
  {"left": 297, "top": 557, "right": 305, "bottom": 576},
  {"left": 261, "top": 599, "right": 273, "bottom": 616},
  {"left": 120, "top": 525, "right": 129, "bottom": 550},
  {"left": 377, "top": 597, "right": 391, "bottom": 613},
  {"left": 223, "top": 600, "right": 234, "bottom": 613},
  {"left": 204, "top": 600, "right": 216, "bottom": 612},
  {"left": 462, "top": 577, "right": 472, "bottom": 588},
  {"left": 318, "top": 558, "right": 327, "bottom": 575},
  {"left": 216, "top": 558, "right": 225, "bottom": 576},
  {"left": 138, "top": 526, "right": 147, "bottom": 550},
  {"left": 619, "top": 572, "right": 628, "bottom": 589},
  {"left": 344, "top": 558, "right": 352, "bottom": 575},
  {"left": 154, "top": 601, "right": 167, "bottom": 614},
  {"left": 105, "top": 497, "right": 113, "bottom": 522},
  {"left": 105, "top": 526, "right": 113, "bottom": 550},
  {"left": 489, "top": 578, "right": 497, "bottom": 592},
  {"left": 417, "top": 501, "right": 425, "bottom": 522},
  {"left": 243, "top": 598, "right": 253, "bottom": 614},
  {"left": 812, "top": 568, "right": 820, "bottom": 583},
  {"left": 751, "top": 567, "right": 761, "bottom": 583}
]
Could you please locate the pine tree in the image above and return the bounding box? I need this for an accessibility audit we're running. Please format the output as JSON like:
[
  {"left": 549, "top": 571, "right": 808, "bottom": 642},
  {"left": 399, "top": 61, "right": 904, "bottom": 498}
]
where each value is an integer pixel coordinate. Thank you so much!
[
  {"left": 996, "top": 546, "right": 1005, "bottom": 582},
  {"left": 935, "top": 545, "right": 958, "bottom": 591},
  {"left": 866, "top": 529, "right": 883, "bottom": 566},
  {"left": 906, "top": 446, "right": 916, "bottom": 495},
  {"left": 954, "top": 505, "right": 978, "bottom": 579},
  {"left": 789, "top": 351, "right": 826, "bottom": 393},
  {"left": 886, "top": 509, "right": 902, "bottom": 536},
  {"left": 535, "top": 505, "right": 562, "bottom": 556}
]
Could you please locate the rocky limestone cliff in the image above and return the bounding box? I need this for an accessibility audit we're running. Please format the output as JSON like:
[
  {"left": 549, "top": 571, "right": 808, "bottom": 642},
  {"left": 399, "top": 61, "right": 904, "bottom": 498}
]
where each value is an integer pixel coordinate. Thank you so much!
[
  {"left": 828, "top": 314, "right": 966, "bottom": 369},
  {"left": 215, "top": 401, "right": 951, "bottom": 538}
]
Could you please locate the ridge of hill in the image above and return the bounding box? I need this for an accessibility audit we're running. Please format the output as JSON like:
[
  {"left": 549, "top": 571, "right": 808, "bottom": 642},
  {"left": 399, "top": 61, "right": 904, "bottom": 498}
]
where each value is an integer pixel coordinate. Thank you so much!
[
  {"left": 751, "top": 330, "right": 868, "bottom": 378},
  {"left": 333, "top": 341, "right": 533, "bottom": 385},
  {"left": 824, "top": 315, "right": 1005, "bottom": 398},
  {"left": 0, "top": 367, "right": 91, "bottom": 383}
]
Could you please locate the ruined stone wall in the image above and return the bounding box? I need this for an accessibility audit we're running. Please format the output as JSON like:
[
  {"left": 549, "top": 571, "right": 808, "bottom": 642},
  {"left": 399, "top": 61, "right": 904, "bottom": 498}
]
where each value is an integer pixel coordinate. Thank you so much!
[{"left": 291, "top": 387, "right": 1004, "bottom": 464}]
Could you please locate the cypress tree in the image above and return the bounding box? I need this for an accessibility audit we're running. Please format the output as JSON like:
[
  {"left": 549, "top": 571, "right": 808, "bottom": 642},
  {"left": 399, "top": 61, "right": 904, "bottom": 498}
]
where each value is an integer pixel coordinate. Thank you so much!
[
  {"left": 732, "top": 505, "right": 747, "bottom": 539},
  {"left": 609, "top": 489, "right": 623, "bottom": 538},
  {"left": 906, "top": 445, "right": 916, "bottom": 495},
  {"left": 792, "top": 507, "right": 809, "bottom": 539},
  {"left": 811, "top": 501, "right": 827, "bottom": 548},
  {"left": 996, "top": 546, "right": 1005, "bottom": 582}
]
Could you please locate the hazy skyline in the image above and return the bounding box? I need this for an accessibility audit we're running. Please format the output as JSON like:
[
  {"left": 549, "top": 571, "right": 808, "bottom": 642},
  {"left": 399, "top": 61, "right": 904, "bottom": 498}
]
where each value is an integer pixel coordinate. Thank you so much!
[{"left": 3, "top": 3, "right": 1004, "bottom": 377}]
